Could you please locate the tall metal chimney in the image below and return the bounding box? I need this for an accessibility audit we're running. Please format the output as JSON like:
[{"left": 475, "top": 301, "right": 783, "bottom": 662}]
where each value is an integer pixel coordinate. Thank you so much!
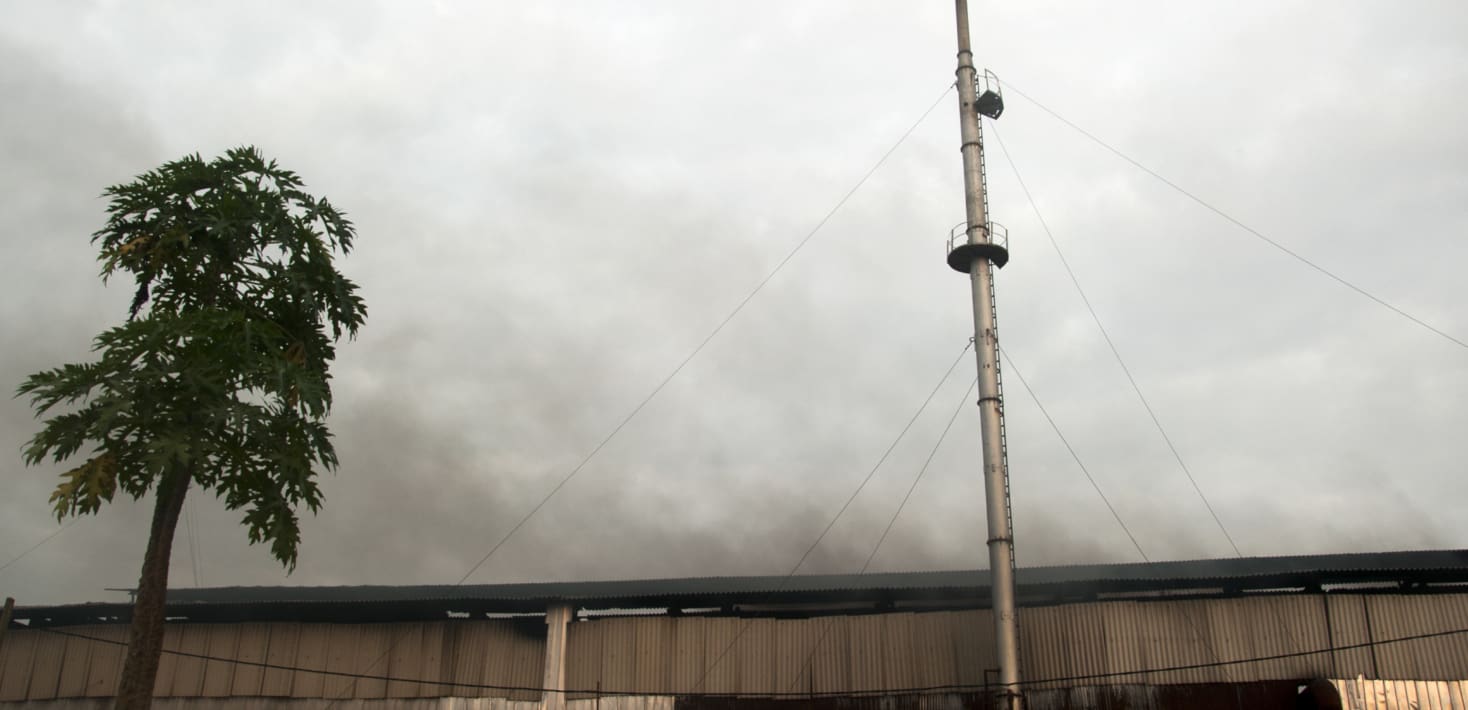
[{"left": 945, "top": 1, "right": 1022, "bottom": 707}]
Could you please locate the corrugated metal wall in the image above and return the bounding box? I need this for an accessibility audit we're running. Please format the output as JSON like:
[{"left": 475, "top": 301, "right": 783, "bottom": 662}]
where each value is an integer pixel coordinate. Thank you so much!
[
  {"left": 0, "top": 698, "right": 676, "bottom": 710},
  {"left": 564, "top": 611, "right": 994, "bottom": 697},
  {"left": 0, "top": 621, "right": 544, "bottom": 702},
  {"left": 4, "top": 593, "right": 1467, "bottom": 702},
  {"left": 4, "top": 682, "right": 1468, "bottom": 710},
  {"left": 565, "top": 594, "right": 1468, "bottom": 695}
]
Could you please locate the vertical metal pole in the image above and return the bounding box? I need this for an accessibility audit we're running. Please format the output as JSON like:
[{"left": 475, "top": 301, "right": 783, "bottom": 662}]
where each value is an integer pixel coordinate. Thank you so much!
[
  {"left": 952, "top": 1, "right": 1022, "bottom": 707},
  {"left": 541, "top": 604, "right": 573, "bottom": 710}
]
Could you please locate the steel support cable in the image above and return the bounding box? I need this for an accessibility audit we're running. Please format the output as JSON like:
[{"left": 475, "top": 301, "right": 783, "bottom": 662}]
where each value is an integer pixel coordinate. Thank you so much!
[
  {"left": 792, "top": 347, "right": 1240, "bottom": 693},
  {"left": 319, "top": 83, "right": 957, "bottom": 704},
  {"left": 0, "top": 518, "right": 79, "bottom": 576},
  {"left": 990, "top": 124, "right": 1302, "bottom": 659},
  {"left": 998, "top": 346, "right": 1235, "bottom": 682},
  {"left": 788, "top": 375, "right": 977, "bottom": 692},
  {"left": 997, "top": 347, "right": 1146, "bottom": 561},
  {"left": 691, "top": 339, "right": 973, "bottom": 693},
  {"left": 988, "top": 123, "right": 1243, "bottom": 559},
  {"left": 998, "top": 81, "right": 1468, "bottom": 352},
  {"left": 33, "top": 623, "right": 1468, "bottom": 697},
  {"left": 183, "top": 500, "right": 202, "bottom": 587},
  {"left": 457, "top": 82, "right": 957, "bottom": 587},
  {"left": 863, "top": 378, "right": 977, "bottom": 572}
]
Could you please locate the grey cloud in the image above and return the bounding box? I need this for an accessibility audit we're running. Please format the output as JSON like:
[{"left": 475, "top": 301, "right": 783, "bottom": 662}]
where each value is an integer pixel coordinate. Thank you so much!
[{"left": 2, "top": 2, "right": 1466, "bottom": 606}]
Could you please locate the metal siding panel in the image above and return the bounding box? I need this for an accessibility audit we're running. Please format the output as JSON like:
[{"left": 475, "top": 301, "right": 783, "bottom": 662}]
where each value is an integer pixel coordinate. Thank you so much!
[
  {"left": 755, "top": 617, "right": 779, "bottom": 693},
  {"left": 436, "top": 623, "right": 464, "bottom": 699},
  {"left": 846, "top": 614, "right": 882, "bottom": 693},
  {"left": 910, "top": 613, "right": 950, "bottom": 691},
  {"left": 490, "top": 622, "right": 522, "bottom": 698},
  {"left": 54, "top": 629, "right": 94, "bottom": 698},
  {"left": 83, "top": 625, "right": 126, "bottom": 698},
  {"left": 1146, "top": 600, "right": 1182, "bottom": 684},
  {"left": 1260, "top": 595, "right": 1314, "bottom": 679},
  {"left": 1202, "top": 598, "right": 1245, "bottom": 686},
  {"left": 1019, "top": 604, "right": 1061, "bottom": 689},
  {"left": 513, "top": 621, "right": 547, "bottom": 702},
  {"left": 565, "top": 617, "right": 599, "bottom": 696},
  {"left": 385, "top": 624, "right": 423, "bottom": 699},
  {"left": 668, "top": 616, "right": 702, "bottom": 694},
  {"left": 418, "top": 621, "right": 449, "bottom": 698},
  {"left": 951, "top": 609, "right": 988, "bottom": 689},
  {"left": 153, "top": 626, "right": 181, "bottom": 697},
  {"left": 1147, "top": 601, "right": 1183, "bottom": 685},
  {"left": 25, "top": 630, "right": 65, "bottom": 700},
  {"left": 1280, "top": 595, "right": 1332, "bottom": 679},
  {"left": 881, "top": 613, "right": 916, "bottom": 691},
  {"left": 261, "top": 623, "right": 301, "bottom": 696},
  {"left": 698, "top": 617, "right": 740, "bottom": 695},
  {"left": 1016, "top": 604, "right": 1045, "bottom": 688},
  {"left": 1419, "top": 595, "right": 1468, "bottom": 679},
  {"left": 168, "top": 624, "right": 210, "bottom": 697},
  {"left": 1, "top": 629, "right": 38, "bottom": 701},
  {"left": 1100, "top": 602, "right": 1146, "bottom": 686},
  {"left": 1368, "top": 595, "right": 1411, "bottom": 679},
  {"left": 1185, "top": 599, "right": 1225, "bottom": 684},
  {"left": 601, "top": 618, "right": 636, "bottom": 695},
  {"left": 228, "top": 623, "right": 269, "bottom": 696},
  {"left": 12, "top": 593, "right": 1468, "bottom": 702},
  {"left": 447, "top": 623, "right": 477, "bottom": 698},
  {"left": 1076, "top": 601, "right": 1111, "bottom": 686},
  {"left": 731, "top": 618, "right": 770, "bottom": 695},
  {"left": 1301, "top": 595, "right": 1336, "bottom": 678},
  {"left": 1054, "top": 602, "right": 1087, "bottom": 687},
  {"left": 200, "top": 623, "right": 239, "bottom": 697},
  {"left": 486, "top": 620, "right": 535, "bottom": 701},
  {"left": 1373, "top": 595, "right": 1414, "bottom": 679},
  {"left": 352, "top": 623, "right": 391, "bottom": 699},
  {"left": 631, "top": 617, "right": 665, "bottom": 695},
  {"left": 811, "top": 614, "right": 849, "bottom": 694},
  {"left": 1330, "top": 594, "right": 1378, "bottom": 678},
  {"left": 290, "top": 625, "right": 330, "bottom": 698},
  {"left": 770, "top": 616, "right": 805, "bottom": 695},
  {"left": 321, "top": 623, "right": 363, "bottom": 699},
  {"left": 939, "top": 611, "right": 968, "bottom": 689}
]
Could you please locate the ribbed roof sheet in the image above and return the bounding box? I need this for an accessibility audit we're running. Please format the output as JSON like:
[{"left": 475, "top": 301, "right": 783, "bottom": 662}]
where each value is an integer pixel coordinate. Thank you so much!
[
  {"left": 14, "top": 549, "right": 1468, "bottom": 627},
  {"left": 161, "top": 548, "right": 1468, "bottom": 603}
]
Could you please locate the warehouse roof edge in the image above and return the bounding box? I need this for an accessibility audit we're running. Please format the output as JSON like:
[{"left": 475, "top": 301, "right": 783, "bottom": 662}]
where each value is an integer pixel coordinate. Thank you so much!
[{"left": 13, "top": 548, "right": 1468, "bottom": 628}]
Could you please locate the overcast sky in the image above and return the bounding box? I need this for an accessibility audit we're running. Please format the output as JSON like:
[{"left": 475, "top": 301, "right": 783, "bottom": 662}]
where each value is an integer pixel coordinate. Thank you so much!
[{"left": 3, "top": 1, "right": 1466, "bottom": 606}]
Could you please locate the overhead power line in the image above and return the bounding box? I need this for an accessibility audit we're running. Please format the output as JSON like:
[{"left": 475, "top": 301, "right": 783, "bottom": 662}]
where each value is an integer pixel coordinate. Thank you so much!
[
  {"left": 988, "top": 123, "right": 1242, "bottom": 559},
  {"left": 998, "top": 80, "right": 1468, "bottom": 352},
  {"left": 33, "top": 623, "right": 1468, "bottom": 697}
]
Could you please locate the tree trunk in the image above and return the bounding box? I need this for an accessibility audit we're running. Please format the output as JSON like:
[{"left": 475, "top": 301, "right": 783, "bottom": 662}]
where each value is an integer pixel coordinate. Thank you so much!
[{"left": 114, "top": 470, "right": 190, "bottom": 710}]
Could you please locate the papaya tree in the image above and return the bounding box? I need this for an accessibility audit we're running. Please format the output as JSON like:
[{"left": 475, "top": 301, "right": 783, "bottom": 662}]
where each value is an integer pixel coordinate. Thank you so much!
[{"left": 17, "top": 147, "right": 366, "bottom": 710}]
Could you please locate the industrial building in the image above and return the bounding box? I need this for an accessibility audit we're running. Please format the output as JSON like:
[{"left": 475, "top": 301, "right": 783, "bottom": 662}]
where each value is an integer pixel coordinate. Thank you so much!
[{"left": 4, "top": 549, "right": 1468, "bottom": 709}]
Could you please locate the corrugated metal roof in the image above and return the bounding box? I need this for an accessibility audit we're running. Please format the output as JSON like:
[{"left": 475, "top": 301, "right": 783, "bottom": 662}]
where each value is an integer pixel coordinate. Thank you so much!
[
  {"left": 13, "top": 549, "right": 1468, "bottom": 627},
  {"left": 158, "top": 548, "right": 1468, "bottom": 601}
]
